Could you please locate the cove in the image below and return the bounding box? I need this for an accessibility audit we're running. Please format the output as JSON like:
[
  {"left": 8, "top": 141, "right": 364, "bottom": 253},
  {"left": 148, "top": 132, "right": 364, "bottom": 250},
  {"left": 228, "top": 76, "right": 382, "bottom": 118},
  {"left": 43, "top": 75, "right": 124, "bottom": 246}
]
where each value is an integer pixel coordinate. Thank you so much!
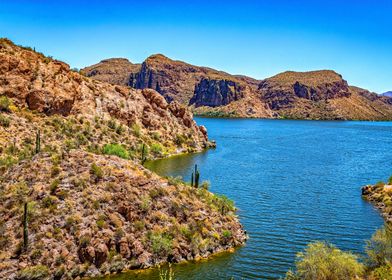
[{"left": 101, "top": 118, "right": 392, "bottom": 279}]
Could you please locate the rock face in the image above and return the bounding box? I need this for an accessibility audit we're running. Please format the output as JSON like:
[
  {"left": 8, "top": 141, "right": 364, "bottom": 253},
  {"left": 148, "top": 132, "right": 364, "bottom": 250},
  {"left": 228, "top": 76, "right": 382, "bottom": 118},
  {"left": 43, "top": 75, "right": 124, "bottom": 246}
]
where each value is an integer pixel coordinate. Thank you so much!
[{"left": 189, "top": 78, "right": 245, "bottom": 107}]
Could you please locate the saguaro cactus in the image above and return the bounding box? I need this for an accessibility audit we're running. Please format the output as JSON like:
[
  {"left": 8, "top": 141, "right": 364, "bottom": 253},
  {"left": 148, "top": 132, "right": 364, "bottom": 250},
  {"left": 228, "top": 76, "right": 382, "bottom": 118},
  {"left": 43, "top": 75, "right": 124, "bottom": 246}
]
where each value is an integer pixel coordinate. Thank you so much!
[
  {"left": 191, "top": 172, "right": 194, "bottom": 187},
  {"left": 23, "top": 202, "right": 28, "bottom": 251},
  {"left": 35, "top": 129, "right": 41, "bottom": 154},
  {"left": 141, "top": 143, "right": 146, "bottom": 164},
  {"left": 194, "top": 164, "right": 200, "bottom": 188}
]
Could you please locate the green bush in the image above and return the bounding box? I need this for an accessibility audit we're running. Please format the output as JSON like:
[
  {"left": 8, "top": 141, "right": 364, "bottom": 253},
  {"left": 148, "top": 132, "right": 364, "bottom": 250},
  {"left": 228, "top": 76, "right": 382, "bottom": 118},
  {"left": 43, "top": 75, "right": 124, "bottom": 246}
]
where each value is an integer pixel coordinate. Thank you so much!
[
  {"left": 132, "top": 123, "right": 141, "bottom": 137},
  {"left": 0, "top": 114, "right": 10, "bottom": 127},
  {"left": 389, "top": 176, "right": 392, "bottom": 185},
  {"left": 149, "top": 232, "right": 173, "bottom": 257},
  {"left": 150, "top": 143, "right": 163, "bottom": 155},
  {"left": 0, "top": 95, "right": 11, "bottom": 112},
  {"left": 102, "top": 143, "right": 129, "bottom": 159},
  {"left": 366, "top": 224, "right": 392, "bottom": 269},
  {"left": 370, "top": 263, "right": 392, "bottom": 280},
  {"left": 285, "top": 242, "right": 364, "bottom": 280},
  {"left": 16, "top": 265, "right": 49, "bottom": 280},
  {"left": 90, "top": 163, "right": 103, "bottom": 180}
]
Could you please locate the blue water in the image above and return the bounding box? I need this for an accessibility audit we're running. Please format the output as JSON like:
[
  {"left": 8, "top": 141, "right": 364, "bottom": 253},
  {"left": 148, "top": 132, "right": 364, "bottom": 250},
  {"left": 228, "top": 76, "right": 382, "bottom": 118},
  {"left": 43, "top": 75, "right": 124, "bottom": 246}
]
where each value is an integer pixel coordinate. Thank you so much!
[{"left": 116, "top": 118, "right": 392, "bottom": 279}]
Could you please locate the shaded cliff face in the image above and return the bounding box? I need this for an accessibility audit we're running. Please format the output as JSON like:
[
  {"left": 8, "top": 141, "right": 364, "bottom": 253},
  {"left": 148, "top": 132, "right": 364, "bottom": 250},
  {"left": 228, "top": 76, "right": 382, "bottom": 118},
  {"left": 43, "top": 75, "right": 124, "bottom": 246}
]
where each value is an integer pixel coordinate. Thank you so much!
[
  {"left": 81, "top": 58, "right": 141, "bottom": 86},
  {"left": 189, "top": 78, "right": 246, "bottom": 107}
]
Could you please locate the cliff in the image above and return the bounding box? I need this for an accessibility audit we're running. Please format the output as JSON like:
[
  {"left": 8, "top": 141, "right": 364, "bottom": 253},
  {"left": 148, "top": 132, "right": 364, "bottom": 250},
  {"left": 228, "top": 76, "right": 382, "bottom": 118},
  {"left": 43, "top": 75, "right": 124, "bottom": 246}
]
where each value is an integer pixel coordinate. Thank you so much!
[
  {"left": 0, "top": 38, "right": 245, "bottom": 279},
  {"left": 189, "top": 78, "right": 246, "bottom": 108}
]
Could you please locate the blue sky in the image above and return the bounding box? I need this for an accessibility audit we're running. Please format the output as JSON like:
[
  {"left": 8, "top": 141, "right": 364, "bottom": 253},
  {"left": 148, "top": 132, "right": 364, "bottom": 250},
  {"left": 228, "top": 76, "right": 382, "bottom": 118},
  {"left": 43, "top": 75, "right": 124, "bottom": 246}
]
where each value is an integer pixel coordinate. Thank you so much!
[{"left": 0, "top": 0, "right": 391, "bottom": 93}]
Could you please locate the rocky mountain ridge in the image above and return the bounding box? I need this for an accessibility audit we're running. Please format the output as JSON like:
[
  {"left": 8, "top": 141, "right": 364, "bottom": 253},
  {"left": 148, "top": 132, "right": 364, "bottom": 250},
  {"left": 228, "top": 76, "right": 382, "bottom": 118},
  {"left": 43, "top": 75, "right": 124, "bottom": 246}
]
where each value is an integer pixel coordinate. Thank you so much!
[{"left": 84, "top": 55, "right": 392, "bottom": 120}]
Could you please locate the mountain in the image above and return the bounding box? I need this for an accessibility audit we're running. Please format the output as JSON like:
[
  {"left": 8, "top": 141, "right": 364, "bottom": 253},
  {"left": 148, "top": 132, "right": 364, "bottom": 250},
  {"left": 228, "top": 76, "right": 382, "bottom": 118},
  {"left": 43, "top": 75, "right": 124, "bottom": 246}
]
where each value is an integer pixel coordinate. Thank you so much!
[
  {"left": 84, "top": 57, "right": 392, "bottom": 120},
  {"left": 82, "top": 54, "right": 260, "bottom": 105},
  {"left": 0, "top": 38, "right": 245, "bottom": 279},
  {"left": 81, "top": 58, "right": 141, "bottom": 86},
  {"left": 382, "top": 91, "right": 392, "bottom": 98}
]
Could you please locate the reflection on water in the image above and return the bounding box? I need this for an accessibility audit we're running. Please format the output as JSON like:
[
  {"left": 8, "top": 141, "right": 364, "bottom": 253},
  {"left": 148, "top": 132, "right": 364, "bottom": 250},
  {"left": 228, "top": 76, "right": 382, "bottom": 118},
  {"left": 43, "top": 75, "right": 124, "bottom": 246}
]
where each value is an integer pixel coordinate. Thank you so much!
[{"left": 98, "top": 118, "right": 392, "bottom": 280}]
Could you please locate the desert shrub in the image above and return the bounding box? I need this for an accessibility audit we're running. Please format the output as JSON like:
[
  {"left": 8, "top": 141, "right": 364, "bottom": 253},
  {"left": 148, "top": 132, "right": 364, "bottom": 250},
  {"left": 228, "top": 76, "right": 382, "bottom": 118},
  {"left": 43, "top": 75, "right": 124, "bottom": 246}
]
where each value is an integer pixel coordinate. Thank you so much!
[
  {"left": 50, "top": 179, "right": 60, "bottom": 194},
  {"left": 16, "top": 265, "right": 49, "bottom": 280},
  {"left": 140, "top": 195, "right": 151, "bottom": 212},
  {"left": 132, "top": 123, "right": 141, "bottom": 137},
  {"left": 0, "top": 95, "right": 11, "bottom": 112},
  {"left": 102, "top": 144, "right": 129, "bottom": 159},
  {"left": 96, "top": 218, "right": 106, "bottom": 229},
  {"left": 389, "top": 176, "right": 392, "bottom": 185},
  {"left": 175, "top": 134, "right": 186, "bottom": 146},
  {"left": 285, "top": 242, "right": 364, "bottom": 280},
  {"left": 213, "top": 194, "right": 235, "bottom": 215},
  {"left": 42, "top": 195, "right": 57, "bottom": 208},
  {"left": 366, "top": 224, "right": 392, "bottom": 269},
  {"left": 107, "top": 119, "right": 117, "bottom": 130},
  {"left": 115, "top": 124, "right": 125, "bottom": 135},
  {"left": 222, "top": 230, "right": 232, "bottom": 239},
  {"left": 150, "top": 143, "right": 163, "bottom": 155},
  {"left": 200, "top": 180, "right": 210, "bottom": 190},
  {"left": 90, "top": 163, "right": 103, "bottom": 180},
  {"left": 0, "top": 114, "right": 10, "bottom": 127},
  {"left": 166, "top": 176, "right": 184, "bottom": 186},
  {"left": 149, "top": 232, "right": 173, "bottom": 257}
]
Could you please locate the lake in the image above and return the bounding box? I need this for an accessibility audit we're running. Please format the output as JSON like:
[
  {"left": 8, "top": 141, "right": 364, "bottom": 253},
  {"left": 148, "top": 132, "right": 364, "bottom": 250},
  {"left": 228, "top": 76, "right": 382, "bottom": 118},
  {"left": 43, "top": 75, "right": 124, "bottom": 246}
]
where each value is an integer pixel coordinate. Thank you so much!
[{"left": 103, "top": 118, "right": 392, "bottom": 279}]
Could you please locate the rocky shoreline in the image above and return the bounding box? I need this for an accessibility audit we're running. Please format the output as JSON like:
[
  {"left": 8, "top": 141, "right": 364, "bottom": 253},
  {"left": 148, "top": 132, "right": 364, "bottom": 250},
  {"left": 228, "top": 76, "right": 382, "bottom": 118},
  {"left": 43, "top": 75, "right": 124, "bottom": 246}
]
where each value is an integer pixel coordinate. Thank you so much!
[{"left": 362, "top": 179, "right": 392, "bottom": 222}]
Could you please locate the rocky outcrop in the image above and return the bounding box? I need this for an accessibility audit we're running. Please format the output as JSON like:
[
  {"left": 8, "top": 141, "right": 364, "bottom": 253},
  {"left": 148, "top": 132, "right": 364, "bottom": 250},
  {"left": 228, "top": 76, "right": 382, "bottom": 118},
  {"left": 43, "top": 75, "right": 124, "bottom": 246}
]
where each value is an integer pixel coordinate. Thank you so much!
[
  {"left": 189, "top": 78, "right": 245, "bottom": 107},
  {"left": 362, "top": 180, "right": 392, "bottom": 222}
]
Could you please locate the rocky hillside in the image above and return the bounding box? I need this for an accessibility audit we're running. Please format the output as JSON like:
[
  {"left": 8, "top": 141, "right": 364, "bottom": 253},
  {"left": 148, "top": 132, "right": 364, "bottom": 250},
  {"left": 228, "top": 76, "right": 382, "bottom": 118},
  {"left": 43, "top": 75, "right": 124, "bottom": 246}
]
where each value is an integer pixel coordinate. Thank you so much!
[
  {"left": 0, "top": 38, "right": 210, "bottom": 152},
  {"left": 0, "top": 38, "right": 245, "bottom": 279},
  {"left": 81, "top": 58, "right": 141, "bottom": 86},
  {"left": 84, "top": 57, "right": 392, "bottom": 120}
]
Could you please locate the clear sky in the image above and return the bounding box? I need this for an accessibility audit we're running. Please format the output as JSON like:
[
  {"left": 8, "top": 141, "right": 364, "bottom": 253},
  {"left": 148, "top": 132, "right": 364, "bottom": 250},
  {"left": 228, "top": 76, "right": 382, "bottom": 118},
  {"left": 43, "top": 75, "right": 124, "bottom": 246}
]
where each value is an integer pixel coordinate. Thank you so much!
[{"left": 0, "top": 0, "right": 391, "bottom": 93}]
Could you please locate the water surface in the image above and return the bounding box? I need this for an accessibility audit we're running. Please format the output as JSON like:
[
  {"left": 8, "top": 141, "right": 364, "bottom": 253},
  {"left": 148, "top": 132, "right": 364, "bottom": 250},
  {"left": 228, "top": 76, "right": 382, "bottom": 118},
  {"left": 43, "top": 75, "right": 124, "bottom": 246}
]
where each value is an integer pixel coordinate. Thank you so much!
[{"left": 107, "top": 118, "right": 392, "bottom": 279}]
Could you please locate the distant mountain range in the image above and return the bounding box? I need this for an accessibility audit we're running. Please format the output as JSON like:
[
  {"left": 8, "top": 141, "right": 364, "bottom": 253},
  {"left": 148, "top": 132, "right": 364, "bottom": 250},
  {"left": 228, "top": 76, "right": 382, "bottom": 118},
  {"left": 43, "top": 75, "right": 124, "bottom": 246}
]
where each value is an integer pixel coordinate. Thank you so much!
[
  {"left": 82, "top": 55, "right": 392, "bottom": 121},
  {"left": 382, "top": 91, "right": 392, "bottom": 98}
]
